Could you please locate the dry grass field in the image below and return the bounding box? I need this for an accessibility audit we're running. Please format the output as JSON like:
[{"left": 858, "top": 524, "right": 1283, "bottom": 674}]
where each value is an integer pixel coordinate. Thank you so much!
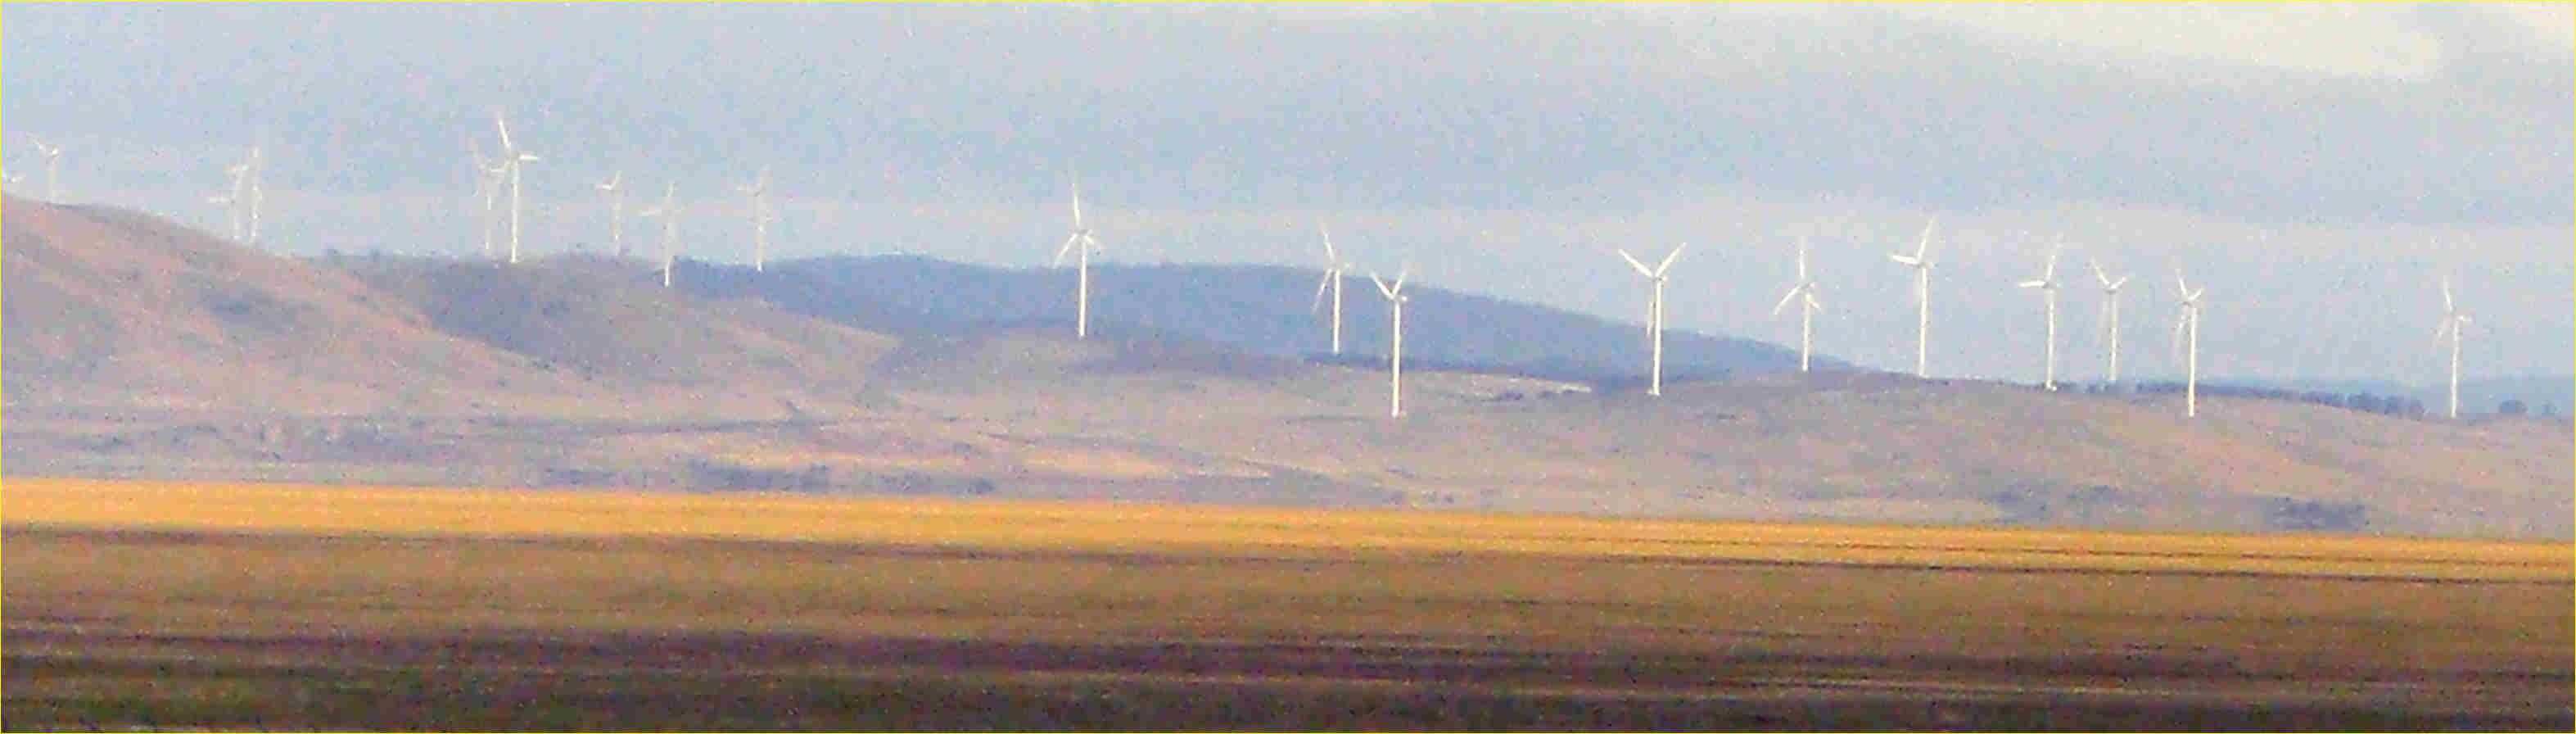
[{"left": 7, "top": 478, "right": 2570, "bottom": 730}]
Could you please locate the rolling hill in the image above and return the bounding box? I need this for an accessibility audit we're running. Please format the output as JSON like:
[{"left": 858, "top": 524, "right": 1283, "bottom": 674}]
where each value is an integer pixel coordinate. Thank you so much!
[
  {"left": 676, "top": 255, "right": 1851, "bottom": 388},
  {"left": 2, "top": 198, "right": 2565, "bottom": 539}
]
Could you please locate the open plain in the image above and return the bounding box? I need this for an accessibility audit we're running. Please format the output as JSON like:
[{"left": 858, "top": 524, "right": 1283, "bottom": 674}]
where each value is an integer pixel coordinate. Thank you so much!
[{"left": 7, "top": 478, "right": 2569, "bottom": 730}]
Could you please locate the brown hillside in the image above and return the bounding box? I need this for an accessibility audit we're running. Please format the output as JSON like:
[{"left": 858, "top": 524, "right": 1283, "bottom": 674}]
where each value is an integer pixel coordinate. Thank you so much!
[
  {"left": 328, "top": 254, "right": 897, "bottom": 416},
  {"left": 2, "top": 196, "right": 585, "bottom": 413}
]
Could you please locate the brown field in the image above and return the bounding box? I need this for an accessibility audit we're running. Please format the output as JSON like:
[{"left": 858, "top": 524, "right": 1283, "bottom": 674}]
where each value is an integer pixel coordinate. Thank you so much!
[{"left": 6, "top": 478, "right": 2572, "bottom": 730}]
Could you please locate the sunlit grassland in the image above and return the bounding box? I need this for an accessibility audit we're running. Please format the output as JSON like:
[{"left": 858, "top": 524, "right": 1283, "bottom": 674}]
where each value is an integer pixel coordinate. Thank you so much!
[{"left": 6, "top": 477, "right": 2563, "bottom": 579}]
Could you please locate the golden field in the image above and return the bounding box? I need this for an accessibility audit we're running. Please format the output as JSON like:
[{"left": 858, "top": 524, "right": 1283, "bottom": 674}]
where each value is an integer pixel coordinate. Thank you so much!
[
  {"left": 6, "top": 477, "right": 2571, "bottom": 729},
  {"left": 6, "top": 477, "right": 2564, "bottom": 579}
]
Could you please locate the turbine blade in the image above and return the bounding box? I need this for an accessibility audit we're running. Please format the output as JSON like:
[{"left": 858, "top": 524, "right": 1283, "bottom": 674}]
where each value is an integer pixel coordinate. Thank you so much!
[
  {"left": 1319, "top": 222, "right": 1336, "bottom": 262},
  {"left": 2090, "top": 261, "right": 2111, "bottom": 286},
  {"left": 2441, "top": 277, "right": 2453, "bottom": 311},
  {"left": 1368, "top": 272, "right": 1396, "bottom": 299},
  {"left": 1805, "top": 291, "right": 1822, "bottom": 312},
  {"left": 1655, "top": 242, "right": 1688, "bottom": 275},
  {"left": 1393, "top": 262, "right": 1410, "bottom": 292},
  {"left": 1772, "top": 287, "right": 1801, "bottom": 315},
  {"left": 2018, "top": 279, "right": 2047, "bottom": 288},
  {"left": 493, "top": 109, "right": 515, "bottom": 152},
  {"left": 1069, "top": 177, "right": 1083, "bottom": 228},
  {"left": 1888, "top": 253, "right": 1920, "bottom": 266},
  {"left": 1055, "top": 233, "right": 1080, "bottom": 266},
  {"left": 1914, "top": 217, "right": 1937, "bottom": 258},
  {"left": 1313, "top": 271, "right": 1334, "bottom": 313},
  {"left": 1616, "top": 248, "right": 1653, "bottom": 277},
  {"left": 2109, "top": 276, "right": 2129, "bottom": 292}
]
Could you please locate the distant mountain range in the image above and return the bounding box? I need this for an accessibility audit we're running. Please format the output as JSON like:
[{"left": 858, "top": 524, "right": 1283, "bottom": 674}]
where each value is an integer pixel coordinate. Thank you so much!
[{"left": 674, "top": 255, "right": 1847, "bottom": 390}]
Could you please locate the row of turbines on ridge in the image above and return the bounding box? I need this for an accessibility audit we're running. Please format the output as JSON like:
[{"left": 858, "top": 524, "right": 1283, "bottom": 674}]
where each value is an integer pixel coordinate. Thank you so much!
[{"left": 9, "top": 118, "right": 2488, "bottom": 423}]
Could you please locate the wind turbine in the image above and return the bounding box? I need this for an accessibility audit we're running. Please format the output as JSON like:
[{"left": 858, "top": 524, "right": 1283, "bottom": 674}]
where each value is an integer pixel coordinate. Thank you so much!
[
  {"left": 1368, "top": 264, "right": 1412, "bottom": 418},
  {"left": 1615, "top": 242, "right": 1688, "bottom": 396},
  {"left": 2173, "top": 271, "right": 2205, "bottom": 419},
  {"left": 597, "top": 172, "right": 623, "bottom": 256},
  {"left": 636, "top": 181, "right": 681, "bottom": 287},
  {"left": 2016, "top": 240, "right": 2064, "bottom": 391},
  {"left": 210, "top": 161, "right": 251, "bottom": 242},
  {"left": 1311, "top": 222, "right": 1351, "bottom": 355},
  {"left": 736, "top": 166, "right": 774, "bottom": 271},
  {"left": 1772, "top": 236, "right": 1823, "bottom": 373},
  {"left": 467, "top": 141, "right": 506, "bottom": 259},
  {"left": 32, "top": 138, "right": 62, "bottom": 201},
  {"left": 1052, "top": 175, "right": 1103, "bottom": 338},
  {"left": 1887, "top": 219, "right": 1937, "bottom": 378},
  {"left": 493, "top": 110, "right": 539, "bottom": 265},
  {"left": 2090, "top": 261, "right": 2130, "bottom": 385},
  {"left": 2435, "top": 276, "right": 2473, "bottom": 419},
  {"left": 241, "top": 137, "right": 266, "bottom": 246}
]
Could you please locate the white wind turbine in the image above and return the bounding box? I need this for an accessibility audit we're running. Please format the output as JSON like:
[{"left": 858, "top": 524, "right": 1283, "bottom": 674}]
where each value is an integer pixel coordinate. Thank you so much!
[
  {"left": 597, "top": 172, "right": 623, "bottom": 256},
  {"left": 1887, "top": 219, "right": 1937, "bottom": 378},
  {"left": 736, "top": 165, "right": 774, "bottom": 271},
  {"left": 2090, "top": 261, "right": 2130, "bottom": 385},
  {"left": 241, "top": 136, "right": 266, "bottom": 246},
  {"left": 1311, "top": 222, "right": 1352, "bottom": 355},
  {"left": 468, "top": 141, "right": 506, "bottom": 258},
  {"left": 636, "top": 181, "right": 681, "bottom": 287},
  {"left": 1052, "top": 175, "right": 1103, "bottom": 338},
  {"left": 211, "top": 161, "right": 250, "bottom": 242},
  {"left": 2016, "top": 240, "right": 2065, "bottom": 391},
  {"left": 1615, "top": 242, "right": 1688, "bottom": 396},
  {"left": 32, "top": 138, "right": 62, "bottom": 201},
  {"left": 2173, "top": 271, "right": 2206, "bottom": 419},
  {"left": 493, "top": 110, "right": 539, "bottom": 265},
  {"left": 1772, "top": 236, "right": 1823, "bottom": 373},
  {"left": 1368, "top": 264, "right": 1412, "bottom": 418},
  {"left": 2435, "top": 275, "right": 2473, "bottom": 419}
]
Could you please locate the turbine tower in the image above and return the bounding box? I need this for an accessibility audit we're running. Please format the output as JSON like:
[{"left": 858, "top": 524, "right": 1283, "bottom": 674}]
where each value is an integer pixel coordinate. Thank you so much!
[
  {"left": 1772, "top": 236, "right": 1823, "bottom": 373},
  {"left": 1311, "top": 222, "right": 1351, "bottom": 355},
  {"left": 2173, "top": 271, "right": 2205, "bottom": 419},
  {"left": 242, "top": 137, "right": 266, "bottom": 246},
  {"left": 736, "top": 166, "right": 773, "bottom": 271},
  {"left": 2016, "top": 241, "right": 2064, "bottom": 391},
  {"left": 1887, "top": 219, "right": 1937, "bottom": 378},
  {"left": 1368, "top": 265, "right": 1412, "bottom": 418},
  {"left": 1052, "top": 175, "right": 1103, "bottom": 338},
  {"left": 32, "top": 138, "right": 62, "bottom": 201},
  {"left": 211, "top": 161, "right": 250, "bottom": 242},
  {"left": 2435, "top": 276, "right": 2473, "bottom": 419},
  {"left": 2090, "top": 261, "right": 2130, "bottom": 385},
  {"left": 1615, "top": 242, "right": 1688, "bottom": 396},
  {"left": 493, "top": 110, "right": 539, "bottom": 265},
  {"left": 637, "top": 181, "right": 681, "bottom": 287},
  {"left": 597, "top": 173, "right": 624, "bottom": 256}
]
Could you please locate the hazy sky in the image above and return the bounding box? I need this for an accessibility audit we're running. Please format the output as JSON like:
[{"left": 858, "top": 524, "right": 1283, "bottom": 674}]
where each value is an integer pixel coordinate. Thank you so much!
[{"left": 7, "top": 2, "right": 2569, "bottom": 384}]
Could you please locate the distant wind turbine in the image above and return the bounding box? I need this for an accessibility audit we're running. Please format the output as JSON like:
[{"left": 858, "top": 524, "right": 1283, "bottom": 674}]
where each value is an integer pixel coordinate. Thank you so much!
[
  {"left": 1771, "top": 236, "right": 1822, "bottom": 373},
  {"left": 2090, "top": 261, "right": 2130, "bottom": 385},
  {"left": 468, "top": 141, "right": 507, "bottom": 259},
  {"left": 2173, "top": 270, "right": 2205, "bottom": 419},
  {"left": 1887, "top": 219, "right": 1937, "bottom": 378},
  {"left": 1615, "top": 242, "right": 1688, "bottom": 396},
  {"left": 636, "top": 181, "right": 681, "bottom": 287},
  {"left": 32, "top": 138, "right": 62, "bottom": 201},
  {"left": 2016, "top": 240, "right": 2064, "bottom": 391},
  {"left": 1368, "top": 264, "right": 1412, "bottom": 418},
  {"left": 2435, "top": 275, "right": 2473, "bottom": 419},
  {"left": 1311, "top": 222, "right": 1351, "bottom": 355},
  {"left": 736, "top": 166, "right": 774, "bottom": 271},
  {"left": 242, "top": 135, "right": 266, "bottom": 246},
  {"left": 211, "top": 161, "right": 251, "bottom": 242},
  {"left": 597, "top": 173, "right": 623, "bottom": 256},
  {"left": 1052, "top": 175, "right": 1103, "bottom": 338},
  {"left": 493, "top": 110, "right": 539, "bottom": 265}
]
